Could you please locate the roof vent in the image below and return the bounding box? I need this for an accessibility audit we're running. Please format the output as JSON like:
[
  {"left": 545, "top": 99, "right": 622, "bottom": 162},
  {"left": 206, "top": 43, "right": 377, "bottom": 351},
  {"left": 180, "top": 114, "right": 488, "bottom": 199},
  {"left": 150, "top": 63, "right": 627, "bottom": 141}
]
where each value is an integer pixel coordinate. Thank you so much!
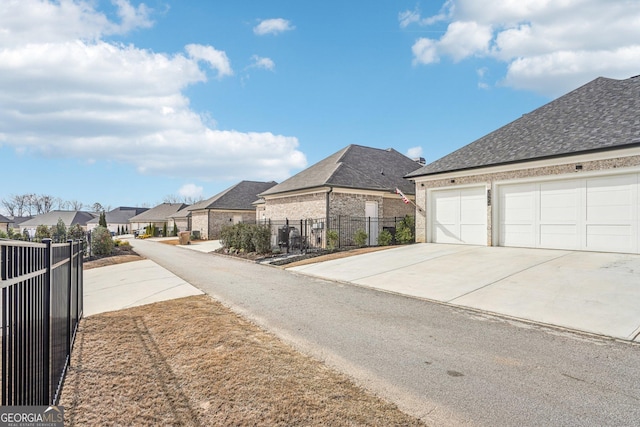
[{"left": 413, "top": 157, "right": 426, "bottom": 165}]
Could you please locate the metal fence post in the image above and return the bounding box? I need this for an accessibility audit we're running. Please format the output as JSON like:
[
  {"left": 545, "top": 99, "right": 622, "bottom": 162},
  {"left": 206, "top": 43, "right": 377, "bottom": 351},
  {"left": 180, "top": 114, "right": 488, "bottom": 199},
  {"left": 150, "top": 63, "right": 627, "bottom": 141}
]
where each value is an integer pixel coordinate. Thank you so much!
[
  {"left": 42, "top": 238, "right": 52, "bottom": 404},
  {"left": 66, "top": 240, "right": 73, "bottom": 361}
]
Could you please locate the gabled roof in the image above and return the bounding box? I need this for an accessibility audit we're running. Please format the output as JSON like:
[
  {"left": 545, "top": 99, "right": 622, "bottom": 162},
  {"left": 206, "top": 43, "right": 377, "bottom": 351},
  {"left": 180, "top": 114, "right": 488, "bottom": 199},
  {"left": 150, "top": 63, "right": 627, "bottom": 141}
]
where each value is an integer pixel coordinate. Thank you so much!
[
  {"left": 0, "top": 214, "right": 9, "bottom": 223},
  {"left": 261, "top": 145, "right": 422, "bottom": 196},
  {"left": 188, "top": 181, "right": 278, "bottom": 211},
  {"left": 407, "top": 76, "right": 640, "bottom": 178},
  {"left": 20, "top": 211, "right": 96, "bottom": 228},
  {"left": 129, "top": 203, "right": 188, "bottom": 223},
  {"left": 87, "top": 207, "right": 149, "bottom": 224}
]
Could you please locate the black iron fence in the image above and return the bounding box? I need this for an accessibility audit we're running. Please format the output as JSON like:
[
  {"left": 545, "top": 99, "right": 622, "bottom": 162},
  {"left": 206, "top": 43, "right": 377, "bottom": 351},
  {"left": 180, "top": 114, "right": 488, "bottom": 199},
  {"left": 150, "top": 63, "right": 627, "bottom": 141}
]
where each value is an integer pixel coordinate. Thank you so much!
[
  {"left": 260, "top": 215, "right": 415, "bottom": 252},
  {"left": 0, "top": 238, "right": 83, "bottom": 406}
]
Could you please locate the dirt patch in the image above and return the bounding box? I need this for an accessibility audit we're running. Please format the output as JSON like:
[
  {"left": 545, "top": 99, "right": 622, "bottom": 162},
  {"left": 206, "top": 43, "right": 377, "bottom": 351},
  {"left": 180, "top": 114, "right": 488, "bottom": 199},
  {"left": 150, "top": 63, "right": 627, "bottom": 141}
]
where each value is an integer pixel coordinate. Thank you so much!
[{"left": 61, "top": 295, "right": 424, "bottom": 426}]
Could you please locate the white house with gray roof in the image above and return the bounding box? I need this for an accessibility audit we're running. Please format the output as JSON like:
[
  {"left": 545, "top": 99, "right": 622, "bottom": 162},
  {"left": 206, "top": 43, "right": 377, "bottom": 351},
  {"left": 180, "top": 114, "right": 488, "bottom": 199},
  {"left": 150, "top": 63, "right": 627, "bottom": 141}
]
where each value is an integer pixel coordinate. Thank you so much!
[
  {"left": 259, "top": 145, "right": 424, "bottom": 245},
  {"left": 188, "top": 180, "right": 278, "bottom": 240},
  {"left": 129, "top": 203, "right": 189, "bottom": 235},
  {"left": 19, "top": 210, "right": 97, "bottom": 237},
  {"left": 87, "top": 206, "right": 149, "bottom": 234},
  {"left": 407, "top": 76, "right": 640, "bottom": 254}
]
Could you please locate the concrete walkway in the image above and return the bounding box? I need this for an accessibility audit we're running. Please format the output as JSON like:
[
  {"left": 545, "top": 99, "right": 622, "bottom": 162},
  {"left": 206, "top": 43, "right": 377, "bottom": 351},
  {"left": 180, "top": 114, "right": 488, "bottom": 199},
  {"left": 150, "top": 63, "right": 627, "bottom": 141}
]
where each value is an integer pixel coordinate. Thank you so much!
[
  {"left": 288, "top": 244, "right": 640, "bottom": 342},
  {"left": 83, "top": 259, "right": 203, "bottom": 316}
]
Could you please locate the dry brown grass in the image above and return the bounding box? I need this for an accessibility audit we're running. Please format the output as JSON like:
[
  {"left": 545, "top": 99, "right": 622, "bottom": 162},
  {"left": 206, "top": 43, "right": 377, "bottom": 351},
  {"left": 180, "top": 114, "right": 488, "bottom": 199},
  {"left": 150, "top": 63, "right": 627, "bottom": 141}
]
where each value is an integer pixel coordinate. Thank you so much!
[{"left": 61, "top": 295, "right": 424, "bottom": 426}]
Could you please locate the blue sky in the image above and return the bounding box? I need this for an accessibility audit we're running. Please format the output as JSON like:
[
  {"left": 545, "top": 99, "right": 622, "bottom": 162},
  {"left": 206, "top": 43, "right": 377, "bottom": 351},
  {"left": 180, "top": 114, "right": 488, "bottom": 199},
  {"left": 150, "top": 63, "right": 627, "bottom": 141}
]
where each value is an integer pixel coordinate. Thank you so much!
[{"left": 1, "top": 0, "right": 639, "bottom": 213}]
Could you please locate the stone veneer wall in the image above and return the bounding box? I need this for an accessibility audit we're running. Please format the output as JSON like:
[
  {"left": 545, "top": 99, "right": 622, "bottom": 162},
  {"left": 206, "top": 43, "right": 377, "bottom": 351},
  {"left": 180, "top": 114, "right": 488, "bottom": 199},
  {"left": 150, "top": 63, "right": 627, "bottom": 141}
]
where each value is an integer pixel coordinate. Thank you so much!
[
  {"left": 190, "top": 211, "right": 208, "bottom": 238},
  {"left": 191, "top": 210, "right": 256, "bottom": 239},
  {"left": 414, "top": 154, "right": 640, "bottom": 244},
  {"left": 263, "top": 193, "right": 327, "bottom": 220}
]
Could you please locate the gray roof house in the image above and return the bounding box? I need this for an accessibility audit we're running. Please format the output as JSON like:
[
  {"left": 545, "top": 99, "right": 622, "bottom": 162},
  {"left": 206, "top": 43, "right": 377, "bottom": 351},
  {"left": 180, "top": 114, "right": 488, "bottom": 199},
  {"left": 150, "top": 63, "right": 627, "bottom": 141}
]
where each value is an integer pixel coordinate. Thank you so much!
[
  {"left": 189, "top": 180, "right": 278, "bottom": 240},
  {"left": 129, "top": 203, "right": 189, "bottom": 235},
  {"left": 0, "top": 214, "right": 9, "bottom": 233},
  {"left": 407, "top": 75, "right": 640, "bottom": 254},
  {"left": 19, "top": 211, "right": 97, "bottom": 235},
  {"left": 259, "top": 144, "right": 424, "bottom": 246},
  {"left": 87, "top": 206, "right": 149, "bottom": 234}
]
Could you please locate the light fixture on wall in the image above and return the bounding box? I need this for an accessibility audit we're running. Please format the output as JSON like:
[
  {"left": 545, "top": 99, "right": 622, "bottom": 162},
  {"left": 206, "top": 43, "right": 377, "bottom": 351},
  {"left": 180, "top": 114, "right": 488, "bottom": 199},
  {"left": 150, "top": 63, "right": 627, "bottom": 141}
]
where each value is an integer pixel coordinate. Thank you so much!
[{"left": 575, "top": 164, "right": 583, "bottom": 171}]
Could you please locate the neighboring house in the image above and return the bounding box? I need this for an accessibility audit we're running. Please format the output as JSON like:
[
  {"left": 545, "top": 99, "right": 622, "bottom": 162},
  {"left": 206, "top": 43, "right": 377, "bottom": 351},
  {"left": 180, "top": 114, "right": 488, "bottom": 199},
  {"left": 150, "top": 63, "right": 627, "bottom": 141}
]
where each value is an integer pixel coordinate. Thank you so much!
[
  {"left": 19, "top": 210, "right": 97, "bottom": 237},
  {"left": 407, "top": 75, "right": 640, "bottom": 254},
  {"left": 259, "top": 144, "right": 424, "bottom": 245},
  {"left": 188, "top": 180, "right": 278, "bottom": 240},
  {"left": 129, "top": 203, "right": 189, "bottom": 235},
  {"left": 86, "top": 206, "right": 149, "bottom": 234},
  {"left": 7, "top": 216, "right": 32, "bottom": 230},
  {"left": 168, "top": 208, "right": 191, "bottom": 234},
  {"left": 0, "top": 214, "right": 9, "bottom": 233}
]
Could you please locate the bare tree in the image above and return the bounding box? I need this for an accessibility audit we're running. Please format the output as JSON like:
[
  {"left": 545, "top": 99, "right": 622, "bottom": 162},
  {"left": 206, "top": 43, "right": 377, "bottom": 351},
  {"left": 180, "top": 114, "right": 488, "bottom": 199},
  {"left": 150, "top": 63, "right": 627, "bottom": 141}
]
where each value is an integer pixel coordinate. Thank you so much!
[
  {"left": 1, "top": 197, "right": 17, "bottom": 216},
  {"left": 163, "top": 194, "right": 182, "bottom": 204},
  {"left": 39, "top": 194, "right": 56, "bottom": 214},
  {"left": 68, "top": 200, "right": 84, "bottom": 211}
]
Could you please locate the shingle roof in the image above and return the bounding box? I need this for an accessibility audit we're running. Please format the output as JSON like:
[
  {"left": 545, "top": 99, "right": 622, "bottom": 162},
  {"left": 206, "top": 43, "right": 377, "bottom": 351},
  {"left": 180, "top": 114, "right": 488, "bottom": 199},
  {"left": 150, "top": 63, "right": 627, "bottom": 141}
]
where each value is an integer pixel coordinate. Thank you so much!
[
  {"left": 188, "top": 181, "right": 278, "bottom": 211},
  {"left": 87, "top": 207, "right": 149, "bottom": 224},
  {"left": 129, "top": 203, "right": 188, "bottom": 223},
  {"left": 20, "top": 211, "right": 96, "bottom": 227},
  {"left": 261, "top": 145, "right": 422, "bottom": 196},
  {"left": 0, "top": 214, "right": 9, "bottom": 223},
  {"left": 407, "top": 76, "right": 640, "bottom": 178}
]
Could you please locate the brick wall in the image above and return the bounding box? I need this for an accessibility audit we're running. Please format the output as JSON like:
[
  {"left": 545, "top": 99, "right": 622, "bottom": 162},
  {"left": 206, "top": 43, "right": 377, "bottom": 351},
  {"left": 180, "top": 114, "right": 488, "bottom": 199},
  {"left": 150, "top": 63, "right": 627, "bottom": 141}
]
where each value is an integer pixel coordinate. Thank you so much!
[{"left": 263, "top": 193, "right": 327, "bottom": 220}]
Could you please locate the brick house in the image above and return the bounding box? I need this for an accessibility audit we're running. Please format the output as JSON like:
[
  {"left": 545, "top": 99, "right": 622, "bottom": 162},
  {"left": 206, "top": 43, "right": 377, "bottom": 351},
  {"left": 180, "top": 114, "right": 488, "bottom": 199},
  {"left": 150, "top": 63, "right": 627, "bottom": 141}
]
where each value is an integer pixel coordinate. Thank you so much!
[
  {"left": 407, "top": 76, "right": 640, "bottom": 254},
  {"left": 188, "top": 180, "right": 278, "bottom": 240},
  {"left": 259, "top": 144, "right": 424, "bottom": 245}
]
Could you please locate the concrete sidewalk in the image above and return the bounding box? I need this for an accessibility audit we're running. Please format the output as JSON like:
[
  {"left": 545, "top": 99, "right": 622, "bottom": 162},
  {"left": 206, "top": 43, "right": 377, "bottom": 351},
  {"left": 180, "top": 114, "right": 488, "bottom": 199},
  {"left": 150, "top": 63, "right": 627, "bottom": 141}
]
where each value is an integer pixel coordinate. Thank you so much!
[
  {"left": 288, "top": 244, "right": 640, "bottom": 342},
  {"left": 83, "top": 259, "right": 203, "bottom": 316}
]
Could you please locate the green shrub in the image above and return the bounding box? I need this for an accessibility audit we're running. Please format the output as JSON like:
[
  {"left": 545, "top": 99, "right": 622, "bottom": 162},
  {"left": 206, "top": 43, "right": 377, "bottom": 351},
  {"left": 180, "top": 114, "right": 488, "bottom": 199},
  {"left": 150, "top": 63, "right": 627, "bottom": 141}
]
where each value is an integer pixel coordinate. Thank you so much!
[
  {"left": 162, "top": 222, "right": 167, "bottom": 237},
  {"left": 35, "top": 224, "right": 51, "bottom": 241},
  {"left": 68, "top": 224, "right": 85, "bottom": 240},
  {"left": 0, "top": 230, "right": 7, "bottom": 239},
  {"left": 396, "top": 215, "right": 415, "bottom": 244},
  {"left": 378, "top": 229, "right": 393, "bottom": 246},
  {"left": 221, "top": 223, "right": 272, "bottom": 254},
  {"left": 52, "top": 218, "right": 67, "bottom": 242},
  {"left": 91, "top": 226, "right": 114, "bottom": 256},
  {"left": 326, "top": 230, "right": 339, "bottom": 250},
  {"left": 354, "top": 229, "right": 368, "bottom": 247}
]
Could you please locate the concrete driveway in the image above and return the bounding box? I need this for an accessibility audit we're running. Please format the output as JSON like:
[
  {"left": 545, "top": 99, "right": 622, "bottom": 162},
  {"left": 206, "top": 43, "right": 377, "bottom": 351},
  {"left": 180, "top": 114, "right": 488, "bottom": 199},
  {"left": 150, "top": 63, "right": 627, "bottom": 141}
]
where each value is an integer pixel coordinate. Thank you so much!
[{"left": 288, "top": 244, "right": 640, "bottom": 341}]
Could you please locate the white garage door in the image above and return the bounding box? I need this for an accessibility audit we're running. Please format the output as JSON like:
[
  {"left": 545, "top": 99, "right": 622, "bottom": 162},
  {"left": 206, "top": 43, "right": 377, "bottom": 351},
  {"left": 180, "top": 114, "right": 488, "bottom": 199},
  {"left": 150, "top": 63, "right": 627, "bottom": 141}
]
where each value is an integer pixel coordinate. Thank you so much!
[
  {"left": 499, "top": 174, "right": 640, "bottom": 253},
  {"left": 431, "top": 186, "right": 487, "bottom": 245}
]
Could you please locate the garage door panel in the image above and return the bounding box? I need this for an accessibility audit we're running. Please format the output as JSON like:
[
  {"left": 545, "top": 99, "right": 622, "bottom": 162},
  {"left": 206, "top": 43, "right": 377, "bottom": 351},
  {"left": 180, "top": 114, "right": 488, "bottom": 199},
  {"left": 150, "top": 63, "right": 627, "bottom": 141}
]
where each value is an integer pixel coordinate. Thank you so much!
[
  {"left": 460, "top": 225, "right": 486, "bottom": 244},
  {"left": 500, "top": 224, "right": 535, "bottom": 247},
  {"left": 586, "top": 175, "right": 634, "bottom": 223},
  {"left": 539, "top": 180, "right": 579, "bottom": 223},
  {"left": 586, "top": 225, "right": 633, "bottom": 252},
  {"left": 539, "top": 224, "right": 579, "bottom": 249}
]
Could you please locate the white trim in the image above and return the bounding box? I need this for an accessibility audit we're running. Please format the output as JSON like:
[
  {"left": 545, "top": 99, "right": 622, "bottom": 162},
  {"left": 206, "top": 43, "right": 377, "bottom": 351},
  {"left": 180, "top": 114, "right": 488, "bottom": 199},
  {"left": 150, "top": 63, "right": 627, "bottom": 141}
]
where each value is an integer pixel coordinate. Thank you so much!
[{"left": 493, "top": 164, "right": 640, "bottom": 186}]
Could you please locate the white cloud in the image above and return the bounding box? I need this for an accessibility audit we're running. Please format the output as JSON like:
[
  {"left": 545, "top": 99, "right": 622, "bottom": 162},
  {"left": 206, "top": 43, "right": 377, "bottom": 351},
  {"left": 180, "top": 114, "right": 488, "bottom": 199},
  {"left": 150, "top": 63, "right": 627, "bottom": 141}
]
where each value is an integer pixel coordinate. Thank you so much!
[
  {"left": 403, "top": 0, "right": 640, "bottom": 96},
  {"left": 178, "top": 183, "right": 203, "bottom": 199},
  {"left": 0, "top": 0, "right": 307, "bottom": 182},
  {"left": 253, "top": 18, "right": 294, "bottom": 36},
  {"left": 186, "top": 44, "right": 233, "bottom": 78},
  {"left": 250, "top": 55, "right": 275, "bottom": 71},
  {"left": 407, "top": 146, "right": 423, "bottom": 159}
]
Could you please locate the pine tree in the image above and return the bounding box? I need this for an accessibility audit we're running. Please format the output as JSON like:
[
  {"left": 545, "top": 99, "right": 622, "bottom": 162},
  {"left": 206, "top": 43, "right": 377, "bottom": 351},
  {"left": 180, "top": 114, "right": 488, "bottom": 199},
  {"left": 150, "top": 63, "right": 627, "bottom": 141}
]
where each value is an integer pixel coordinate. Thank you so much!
[{"left": 99, "top": 211, "right": 107, "bottom": 227}]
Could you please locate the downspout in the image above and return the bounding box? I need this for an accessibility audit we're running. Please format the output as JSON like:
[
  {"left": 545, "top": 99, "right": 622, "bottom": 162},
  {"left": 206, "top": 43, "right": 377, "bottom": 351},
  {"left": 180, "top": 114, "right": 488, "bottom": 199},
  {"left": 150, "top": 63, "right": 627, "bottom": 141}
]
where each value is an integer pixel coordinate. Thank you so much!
[{"left": 325, "top": 186, "right": 333, "bottom": 248}]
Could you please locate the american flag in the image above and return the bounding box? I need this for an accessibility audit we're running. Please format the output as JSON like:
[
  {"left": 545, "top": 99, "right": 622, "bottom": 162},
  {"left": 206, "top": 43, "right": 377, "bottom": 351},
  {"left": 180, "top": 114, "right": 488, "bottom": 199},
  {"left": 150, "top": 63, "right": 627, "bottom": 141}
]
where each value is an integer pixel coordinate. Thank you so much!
[{"left": 395, "top": 188, "right": 410, "bottom": 204}]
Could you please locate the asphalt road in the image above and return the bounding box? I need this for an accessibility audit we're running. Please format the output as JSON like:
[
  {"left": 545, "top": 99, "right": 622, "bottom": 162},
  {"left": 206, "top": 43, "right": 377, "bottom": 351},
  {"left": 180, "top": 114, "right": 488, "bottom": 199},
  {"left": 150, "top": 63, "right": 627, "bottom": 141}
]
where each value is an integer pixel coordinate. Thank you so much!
[{"left": 130, "top": 239, "right": 640, "bottom": 426}]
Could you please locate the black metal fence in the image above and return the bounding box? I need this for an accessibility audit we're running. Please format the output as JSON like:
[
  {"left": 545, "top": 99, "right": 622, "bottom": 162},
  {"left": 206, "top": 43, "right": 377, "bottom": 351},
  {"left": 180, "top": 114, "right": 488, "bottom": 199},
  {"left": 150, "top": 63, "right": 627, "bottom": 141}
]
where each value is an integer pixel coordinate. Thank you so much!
[
  {"left": 0, "top": 238, "right": 83, "bottom": 406},
  {"left": 260, "top": 215, "right": 415, "bottom": 252}
]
